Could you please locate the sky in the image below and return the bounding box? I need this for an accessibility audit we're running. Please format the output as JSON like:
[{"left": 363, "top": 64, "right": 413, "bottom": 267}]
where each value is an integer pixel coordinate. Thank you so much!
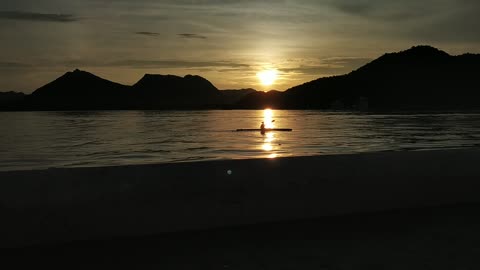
[{"left": 1, "top": 0, "right": 480, "bottom": 93}]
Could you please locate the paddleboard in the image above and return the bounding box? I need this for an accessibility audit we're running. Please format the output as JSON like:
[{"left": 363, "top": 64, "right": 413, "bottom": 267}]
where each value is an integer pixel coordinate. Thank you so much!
[{"left": 235, "top": 128, "right": 293, "bottom": 132}]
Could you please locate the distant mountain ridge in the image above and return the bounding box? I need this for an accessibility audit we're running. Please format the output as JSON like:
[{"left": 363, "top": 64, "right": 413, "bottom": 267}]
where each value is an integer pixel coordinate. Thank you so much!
[
  {"left": 133, "top": 74, "right": 218, "bottom": 97},
  {"left": 26, "top": 69, "right": 130, "bottom": 110},
  {"left": 274, "top": 45, "right": 480, "bottom": 110},
  {"left": 2, "top": 45, "right": 480, "bottom": 111},
  {"left": 131, "top": 74, "right": 221, "bottom": 108},
  {"left": 16, "top": 69, "right": 258, "bottom": 110},
  {"left": 0, "top": 91, "right": 25, "bottom": 107},
  {"left": 220, "top": 88, "right": 257, "bottom": 104},
  {"left": 31, "top": 69, "right": 129, "bottom": 98}
]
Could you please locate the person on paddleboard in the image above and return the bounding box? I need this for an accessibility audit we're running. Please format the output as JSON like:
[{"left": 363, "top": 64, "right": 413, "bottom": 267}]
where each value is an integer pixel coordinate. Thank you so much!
[{"left": 260, "top": 121, "right": 266, "bottom": 135}]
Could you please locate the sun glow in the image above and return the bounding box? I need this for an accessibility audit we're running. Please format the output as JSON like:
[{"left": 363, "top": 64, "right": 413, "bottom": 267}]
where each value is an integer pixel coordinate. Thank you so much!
[
  {"left": 257, "top": 69, "right": 278, "bottom": 86},
  {"left": 264, "top": 109, "right": 274, "bottom": 128}
]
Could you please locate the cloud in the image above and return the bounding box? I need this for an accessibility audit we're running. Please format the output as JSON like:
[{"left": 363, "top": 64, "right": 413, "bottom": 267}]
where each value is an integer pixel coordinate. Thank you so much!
[
  {"left": 280, "top": 65, "right": 346, "bottom": 76},
  {"left": 0, "top": 59, "right": 251, "bottom": 71},
  {"left": 279, "top": 57, "right": 372, "bottom": 76},
  {"left": 333, "top": 1, "right": 372, "bottom": 16},
  {"left": 0, "top": 11, "right": 78, "bottom": 22},
  {"left": 320, "top": 57, "right": 372, "bottom": 67},
  {"left": 325, "top": 0, "right": 431, "bottom": 21},
  {"left": 178, "top": 33, "right": 208, "bottom": 39},
  {"left": 135, "top": 31, "right": 160, "bottom": 36},
  {"left": 109, "top": 59, "right": 248, "bottom": 69},
  {"left": 0, "top": 61, "right": 32, "bottom": 68}
]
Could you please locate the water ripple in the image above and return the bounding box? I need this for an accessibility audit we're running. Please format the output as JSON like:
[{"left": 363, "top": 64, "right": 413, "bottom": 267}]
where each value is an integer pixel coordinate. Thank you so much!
[{"left": 1, "top": 110, "right": 480, "bottom": 171}]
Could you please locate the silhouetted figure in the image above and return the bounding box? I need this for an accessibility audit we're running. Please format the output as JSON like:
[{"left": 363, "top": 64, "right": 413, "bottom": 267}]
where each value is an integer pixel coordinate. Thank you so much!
[{"left": 260, "top": 121, "right": 266, "bottom": 135}]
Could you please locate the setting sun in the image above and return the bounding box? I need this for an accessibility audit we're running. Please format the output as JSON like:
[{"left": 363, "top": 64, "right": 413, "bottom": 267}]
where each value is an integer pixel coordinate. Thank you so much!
[{"left": 257, "top": 69, "right": 278, "bottom": 86}]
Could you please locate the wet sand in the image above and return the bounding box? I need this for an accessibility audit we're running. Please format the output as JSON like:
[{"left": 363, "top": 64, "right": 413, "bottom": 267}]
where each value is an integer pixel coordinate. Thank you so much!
[{"left": 1, "top": 149, "right": 480, "bottom": 267}]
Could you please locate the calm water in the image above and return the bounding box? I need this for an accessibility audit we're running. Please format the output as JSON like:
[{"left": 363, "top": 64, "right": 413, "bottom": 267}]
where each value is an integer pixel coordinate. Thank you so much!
[{"left": 1, "top": 110, "right": 480, "bottom": 171}]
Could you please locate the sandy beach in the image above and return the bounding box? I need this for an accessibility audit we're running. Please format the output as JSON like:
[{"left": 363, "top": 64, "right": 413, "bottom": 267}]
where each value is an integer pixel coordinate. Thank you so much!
[
  {"left": 2, "top": 149, "right": 480, "bottom": 268},
  {"left": 4, "top": 203, "right": 480, "bottom": 269},
  {"left": 1, "top": 149, "right": 480, "bottom": 250}
]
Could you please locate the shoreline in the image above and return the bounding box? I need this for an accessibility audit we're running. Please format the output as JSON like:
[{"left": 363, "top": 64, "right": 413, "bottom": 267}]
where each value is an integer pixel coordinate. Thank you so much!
[
  {"left": 1, "top": 149, "right": 480, "bottom": 248},
  {"left": 2, "top": 107, "right": 480, "bottom": 114}
]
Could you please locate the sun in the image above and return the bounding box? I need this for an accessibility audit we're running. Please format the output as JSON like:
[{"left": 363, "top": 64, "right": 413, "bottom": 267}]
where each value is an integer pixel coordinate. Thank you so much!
[{"left": 257, "top": 69, "right": 278, "bottom": 86}]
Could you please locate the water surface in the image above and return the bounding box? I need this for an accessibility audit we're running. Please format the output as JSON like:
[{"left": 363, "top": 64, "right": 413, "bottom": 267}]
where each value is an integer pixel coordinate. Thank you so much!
[{"left": 1, "top": 110, "right": 480, "bottom": 171}]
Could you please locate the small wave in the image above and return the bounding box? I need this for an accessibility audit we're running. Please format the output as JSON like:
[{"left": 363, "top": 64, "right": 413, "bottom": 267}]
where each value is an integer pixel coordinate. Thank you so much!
[
  {"left": 70, "top": 140, "right": 101, "bottom": 148},
  {"left": 185, "top": 146, "right": 210, "bottom": 151}
]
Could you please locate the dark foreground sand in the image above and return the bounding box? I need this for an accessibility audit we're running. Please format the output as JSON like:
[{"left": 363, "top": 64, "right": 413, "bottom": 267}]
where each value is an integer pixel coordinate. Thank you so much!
[
  {"left": 4, "top": 203, "right": 480, "bottom": 269},
  {"left": 1, "top": 149, "right": 480, "bottom": 268}
]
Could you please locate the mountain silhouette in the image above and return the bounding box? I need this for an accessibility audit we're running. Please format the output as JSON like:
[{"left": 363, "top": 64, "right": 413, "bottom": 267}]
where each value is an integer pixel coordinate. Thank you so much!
[
  {"left": 28, "top": 69, "right": 130, "bottom": 110},
  {"left": 220, "top": 88, "right": 258, "bottom": 105},
  {"left": 0, "top": 91, "right": 25, "bottom": 110},
  {"left": 235, "top": 90, "right": 283, "bottom": 109},
  {"left": 131, "top": 74, "right": 221, "bottom": 109},
  {"left": 0, "top": 91, "right": 25, "bottom": 103},
  {"left": 240, "top": 45, "right": 480, "bottom": 110},
  {"left": 2, "top": 45, "right": 480, "bottom": 111}
]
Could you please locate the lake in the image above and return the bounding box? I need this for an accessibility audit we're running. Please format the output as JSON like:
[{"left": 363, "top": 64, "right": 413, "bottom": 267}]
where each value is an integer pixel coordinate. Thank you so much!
[{"left": 1, "top": 110, "right": 480, "bottom": 171}]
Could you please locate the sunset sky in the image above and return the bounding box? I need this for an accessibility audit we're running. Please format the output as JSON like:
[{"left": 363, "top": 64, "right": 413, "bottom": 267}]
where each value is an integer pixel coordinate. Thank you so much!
[{"left": 1, "top": 0, "right": 480, "bottom": 93}]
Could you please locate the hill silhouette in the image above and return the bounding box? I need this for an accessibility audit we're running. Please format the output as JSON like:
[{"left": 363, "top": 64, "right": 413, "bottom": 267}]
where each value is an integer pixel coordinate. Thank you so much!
[
  {"left": 0, "top": 91, "right": 25, "bottom": 103},
  {"left": 2, "top": 45, "right": 480, "bottom": 111},
  {"left": 131, "top": 74, "right": 221, "bottom": 109},
  {"left": 18, "top": 71, "right": 259, "bottom": 110},
  {"left": 0, "top": 91, "right": 26, "bottom": 110},
  {"left": 27, "top": 69, "right": 130, "bottom": 110},
  {"left": 240, "top": 45, "right": 480, "bottom": 110},
  {"left": 235, "top": 90, "right": 284, "bottom": 109},
  {"left": 220, "top": 88, "right": 257, "bottom": 105}
]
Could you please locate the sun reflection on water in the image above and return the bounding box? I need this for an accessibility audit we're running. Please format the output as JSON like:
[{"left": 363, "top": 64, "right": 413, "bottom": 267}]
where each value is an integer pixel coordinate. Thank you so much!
[
  {"left": 262, "top": 143, "right": 273, "bottom": 151},
  {"left": 264, "top": 109, "right": 275, "bottom": 128},
  {"left": 265, "top": 132, "right": 274, "bottom": 142},
  {"left": 261, "top": 109, "right": 277, "bottom": 158},
  {"left": 267, "top": 153, "right": 278, "bottom": 159}
]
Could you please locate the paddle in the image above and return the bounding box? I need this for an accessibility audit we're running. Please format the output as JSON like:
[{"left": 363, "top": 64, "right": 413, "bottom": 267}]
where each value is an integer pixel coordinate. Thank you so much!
[{"left": 261, "top": 120, "right": 275, "bottom": 124}]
